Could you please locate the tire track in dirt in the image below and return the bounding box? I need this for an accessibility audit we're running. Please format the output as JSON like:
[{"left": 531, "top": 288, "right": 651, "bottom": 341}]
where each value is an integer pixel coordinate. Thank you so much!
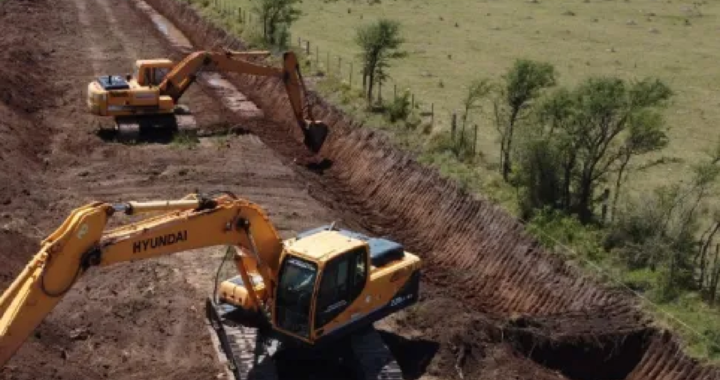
[
  {"left": 70, "top": 0, "right": 103, "bottom": 74},
  {"left": 140, "top": 1, "right": 720, "bottom": 379},
  {"left": 95, "top": 0, "right": 141, "bottom": 62}
]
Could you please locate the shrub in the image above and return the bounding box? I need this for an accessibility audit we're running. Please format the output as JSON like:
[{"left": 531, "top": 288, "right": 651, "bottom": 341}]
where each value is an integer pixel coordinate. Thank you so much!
[
  {"left": 526, "top": 207, "right": 605, "bottom": 261},
  {"left": 386, "top": 91, "right": 411, "bottom": 122}
]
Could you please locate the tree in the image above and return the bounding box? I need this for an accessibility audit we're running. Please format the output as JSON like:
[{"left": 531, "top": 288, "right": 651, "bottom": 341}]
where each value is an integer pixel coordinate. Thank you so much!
[
  {"left": 527, "top": 77, "right": 672, "bottom": 223},
  {"left": 494, "top": 59, "right": 556, "bottom": 181},
  {"left": 459, "top": 79, "right": 492, "bottom": 156},
  {"left": 515, "top": 138, "right": 564, "bottom": 218},
  {"left": 610, "top": 110, "right": 669, "bottom": 221},
  {"left": 355, "top": 19, "right": 405, "bottom": 105},
  {"left": 252, "top": 0, "right": 301, "bottom": 48},
  {"left": 607, "top": 159, "right": 720, "bottom": 298}
]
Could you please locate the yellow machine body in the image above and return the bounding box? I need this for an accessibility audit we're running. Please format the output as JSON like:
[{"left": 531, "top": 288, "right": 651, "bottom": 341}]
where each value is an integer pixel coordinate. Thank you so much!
[{"left": 87, "top": 59, "right": 177, "bottom": 116}]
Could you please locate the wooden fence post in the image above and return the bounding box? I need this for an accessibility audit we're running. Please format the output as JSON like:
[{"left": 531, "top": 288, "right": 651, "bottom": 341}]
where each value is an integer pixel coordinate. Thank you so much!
[
  {"left": 431, "top": 103, "right": 435, "bottom": 125},
  {"left": 601, "top": 188, "right": 610, "bottom": 224},
  {"left": 338, "top": 57, "right": 342, "bottom": 76},
  {"left": 362, "top": 68, "right": 367, "bottom": 92},
  {"left": 306, "top": 41, "right": 310, "bottom": 55},
  {"left": 451, "top": 112, "right": 457, "bottom": 141},
  {"left": 473, "top": 124, "right": 478, "bottom": 155}
]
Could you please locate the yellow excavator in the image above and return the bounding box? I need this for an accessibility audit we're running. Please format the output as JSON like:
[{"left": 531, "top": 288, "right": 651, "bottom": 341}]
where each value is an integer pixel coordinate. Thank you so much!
[
  {"left": 87, "top": 50, "right": 328, "bottom": 153},
  {"left": 0, "top": 192, "right": 421, "bottom": 379}
]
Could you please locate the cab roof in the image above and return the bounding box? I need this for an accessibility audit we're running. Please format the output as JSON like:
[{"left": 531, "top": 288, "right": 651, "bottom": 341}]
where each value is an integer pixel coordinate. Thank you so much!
[
  {"left": 287, "top": 230, "right": 366, "bottom": 262},
  {"left": 135, "top": 59, "right": 174, "bottom": 67}
]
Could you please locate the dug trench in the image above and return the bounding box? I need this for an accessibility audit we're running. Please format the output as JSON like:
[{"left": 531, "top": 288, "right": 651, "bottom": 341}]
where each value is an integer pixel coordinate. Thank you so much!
[{"left": 136, "top": 0, "right": 720, "bottom": 379}]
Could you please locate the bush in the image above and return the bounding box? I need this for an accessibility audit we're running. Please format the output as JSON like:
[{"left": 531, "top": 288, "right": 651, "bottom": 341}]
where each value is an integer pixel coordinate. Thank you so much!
[
  {"left": 272, "top": 24, "right": 290, "bottom": 50},
  {"left": 704, "top": 329, "right": 720, "bottom": 356},
  {"left": 514, "top": 137, "right": 564, "bottom": 219},
  {"left": 526, "top": 207, "right": 605, "bottom": 261},
  {"left": 386, "top": 91, "right": 411, "bottom": 122},
  {"left": 607, "top": 187, "right": 701, "bottom": 295}
]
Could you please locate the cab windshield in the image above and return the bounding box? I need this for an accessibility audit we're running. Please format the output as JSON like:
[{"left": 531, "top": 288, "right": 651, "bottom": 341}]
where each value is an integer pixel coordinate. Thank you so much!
[{"left": 275, "top": 256, "right": 318, "bottom": 338}]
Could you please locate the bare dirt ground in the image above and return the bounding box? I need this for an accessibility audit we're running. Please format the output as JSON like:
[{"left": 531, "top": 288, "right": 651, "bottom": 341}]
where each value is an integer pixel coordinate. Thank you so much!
[
  {"left": 0, "top": 0, "right": 718, "bottom": 379},
  {"left": 0, "top": 0, "right": 336, "bottom": 379}
]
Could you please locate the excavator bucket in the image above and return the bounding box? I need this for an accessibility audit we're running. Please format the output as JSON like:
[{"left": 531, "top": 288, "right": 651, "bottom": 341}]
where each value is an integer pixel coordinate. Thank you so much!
[{"left": 303, "top": 122, "right": 329, "bottom": 154}]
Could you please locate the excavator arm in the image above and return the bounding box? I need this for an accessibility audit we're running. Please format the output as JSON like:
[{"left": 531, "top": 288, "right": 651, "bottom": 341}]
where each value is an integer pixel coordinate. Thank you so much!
[
  {"left": 160, "top": 50, "right": 328, "bottom": 153},
  {"left": 0, "top": 193, "right": 283, "bottom": 367}
]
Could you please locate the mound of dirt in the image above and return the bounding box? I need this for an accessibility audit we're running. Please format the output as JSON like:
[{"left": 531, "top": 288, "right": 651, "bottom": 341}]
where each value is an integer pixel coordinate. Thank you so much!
[
  {"left": 2, "top": 261, "right": 222, "bottom": 380},
  {"left": 0, "top": 0, "right": 59, "bottom": 215},
  {"left": 0, "top": 230, "right": 38, "bottom": 288},
  {"left": 392, "top": 297, "right": 569, "bottom": 380}
]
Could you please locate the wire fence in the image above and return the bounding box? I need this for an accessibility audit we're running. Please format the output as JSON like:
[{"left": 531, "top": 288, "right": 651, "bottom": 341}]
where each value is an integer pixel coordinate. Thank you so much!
[{"left": 210, "top": 0, "right": 438, "bottom": 128}]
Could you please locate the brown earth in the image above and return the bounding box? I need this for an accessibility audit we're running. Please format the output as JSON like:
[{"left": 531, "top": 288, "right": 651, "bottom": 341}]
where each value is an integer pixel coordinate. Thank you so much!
[{"left": 1, "top": 0, "right": 719, "bottom": 379}]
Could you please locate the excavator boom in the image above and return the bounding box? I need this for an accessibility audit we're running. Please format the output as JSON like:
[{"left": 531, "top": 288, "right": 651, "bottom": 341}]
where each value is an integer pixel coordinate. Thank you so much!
[
  {"left": 160, "top": 50, "right": 328, "bottom": 153},
  {"left": 0, "top": 194, "right": 283, "bottom": 366}
]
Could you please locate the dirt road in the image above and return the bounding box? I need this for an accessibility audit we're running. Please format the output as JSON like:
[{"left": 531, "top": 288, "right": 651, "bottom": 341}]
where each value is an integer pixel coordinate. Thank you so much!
[{"left": 0, "top": 0, "right": 717, "bottom": 379}]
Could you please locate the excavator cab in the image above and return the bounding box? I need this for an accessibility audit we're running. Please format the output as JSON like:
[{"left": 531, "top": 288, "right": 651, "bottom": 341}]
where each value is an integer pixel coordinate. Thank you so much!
[
  {"left": 134, "top": 59, "right": 174, "bottom": 87},
  {"left": 216, "top": 225, "right": 421, "bottom": 347}
]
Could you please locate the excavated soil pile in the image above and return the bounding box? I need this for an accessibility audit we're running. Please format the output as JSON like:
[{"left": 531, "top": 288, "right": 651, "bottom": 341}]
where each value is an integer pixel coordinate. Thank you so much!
[
  {"left": 141, "top": 1, "right": 720, "bottom": 379},
  {"left": 0, "top": 0, "right": 56, "bottom": 215}
]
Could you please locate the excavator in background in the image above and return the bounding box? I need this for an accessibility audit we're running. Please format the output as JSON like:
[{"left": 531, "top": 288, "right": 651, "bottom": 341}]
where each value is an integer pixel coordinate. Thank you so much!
[
  {"left": 86, "top": 50, "right": 329, "bottom": 153},
  {"left": 0, "top": 192, "right": 421, "bottom": 379}
]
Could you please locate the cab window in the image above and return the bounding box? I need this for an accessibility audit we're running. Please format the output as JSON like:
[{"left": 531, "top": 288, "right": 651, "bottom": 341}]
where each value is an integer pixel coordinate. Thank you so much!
[
  {"left": 314, "top": 247, "right": 368, "bottom": 329},
  {"left": 152, "top": 67, "right": 169, "bottom": 85},
  {"left": 141, "top": 67, "right": 170, "bottom": 86}
]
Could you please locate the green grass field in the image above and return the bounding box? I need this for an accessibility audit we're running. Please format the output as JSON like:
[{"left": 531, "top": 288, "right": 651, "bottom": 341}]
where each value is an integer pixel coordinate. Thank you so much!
[{"left": 214, "top": 0, "right": 720, "bottom": 194}]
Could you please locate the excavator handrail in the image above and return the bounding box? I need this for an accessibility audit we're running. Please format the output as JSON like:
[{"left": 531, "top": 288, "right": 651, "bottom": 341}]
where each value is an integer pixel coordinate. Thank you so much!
[{"left": 0, "top": 193, "right": 284, "bottom": 367}]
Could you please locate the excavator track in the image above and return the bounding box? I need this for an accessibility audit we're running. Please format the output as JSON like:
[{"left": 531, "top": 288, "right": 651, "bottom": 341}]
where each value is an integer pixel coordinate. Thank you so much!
[
  {"left": 350, "top": 327, "right": 404, "bottom": 380},
  {"left": 114, "top": 110, "right": 197, "bottom": 142},
  {"left": 207, "top": 297, "right": 403, "bottom": 380},
  {"left": 206, "top": 298, "right": 279, "bottom": 380}
]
